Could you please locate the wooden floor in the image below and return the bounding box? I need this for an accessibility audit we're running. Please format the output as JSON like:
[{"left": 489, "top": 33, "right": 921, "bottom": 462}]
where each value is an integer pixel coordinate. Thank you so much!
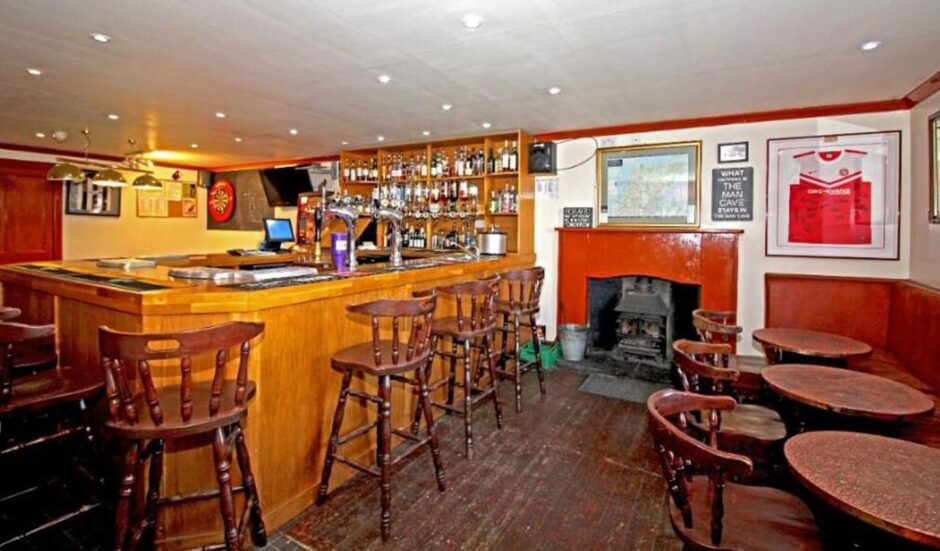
[{"left": 284, "top": 368, "right": 682, "bottom": 550}]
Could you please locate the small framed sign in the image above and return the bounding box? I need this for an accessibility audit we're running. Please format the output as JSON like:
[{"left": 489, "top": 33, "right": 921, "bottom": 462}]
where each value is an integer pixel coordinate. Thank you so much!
[
  {"left": 718, "top": 142, "right": 748, "bottom": 163},
  {"left": 563, "top": 207, "right": 593, "bottom": 228},
  {"left": 711, "top": 167, "right": 753, "bottom": 221}
]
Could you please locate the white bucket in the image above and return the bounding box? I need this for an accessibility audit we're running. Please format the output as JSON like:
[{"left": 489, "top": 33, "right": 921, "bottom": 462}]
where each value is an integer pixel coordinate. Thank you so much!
[{"left": 559, "top": 324, "right": 588, "bottom": 361}]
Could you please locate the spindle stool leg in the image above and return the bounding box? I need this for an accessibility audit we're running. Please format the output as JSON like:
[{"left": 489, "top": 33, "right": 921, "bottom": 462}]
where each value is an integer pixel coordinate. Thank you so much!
[
  {"left": 411, "top": 335, "right": 438, "bottom": 435},
  {"left": 113, "top": 441, "right": 139, "bottom": 551},
  {"left": 462, "top": 339, "right": 474, "bottom": 460},
  {"left": 499, "top": 313, "right": 510, "bottom": 371},
  {"left": 530, "top": 314, "right": 546, "bottom": 395},
  {"left": 483, "top": 333, "right": 503, "bottom": 429},
  {"left": 147, "top": 439, "right": 165, "bottom": 547},
  {"left": 446, "top": 339, "right": 458, "bottom": 409},
  {"left": 416, "top": 366, "right": 446, "bottom": 492},
  {"left": 377, "top": 375, "right": 393, "bottom": 541},
  {"left": 212, "top": 427, "right": 239, "bottom": 550},
  {"left": 512, "top": 313, "right": 523, "bottom": 413},
  {"left": 234, "top": 423, "right": 267, "bottom": 546},
  {"left": 318, "top": 370, "right": 353, "bottom": 505}
]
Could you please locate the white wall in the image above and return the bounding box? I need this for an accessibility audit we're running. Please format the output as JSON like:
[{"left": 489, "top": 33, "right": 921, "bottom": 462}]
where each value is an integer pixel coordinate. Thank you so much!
[
  {"left": 0, "top": 148, "right": 294, "bottom": 259},
  {"left": 909, "top": 92, "right": 940, "bottom": 288},
  {"left": 535, "top": 111, "right": 911, "bottom": 354}
]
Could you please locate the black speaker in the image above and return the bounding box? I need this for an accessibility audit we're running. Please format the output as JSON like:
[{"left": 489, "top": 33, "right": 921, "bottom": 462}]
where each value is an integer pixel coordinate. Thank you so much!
[{"left": 528, "top": 141, "right": 556, "bottom": 174}]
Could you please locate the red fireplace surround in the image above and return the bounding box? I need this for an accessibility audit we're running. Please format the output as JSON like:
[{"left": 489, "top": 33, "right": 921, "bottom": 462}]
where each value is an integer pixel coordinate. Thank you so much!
[{"left": 556, "top": 228, "right": 743, "bottom": 326}]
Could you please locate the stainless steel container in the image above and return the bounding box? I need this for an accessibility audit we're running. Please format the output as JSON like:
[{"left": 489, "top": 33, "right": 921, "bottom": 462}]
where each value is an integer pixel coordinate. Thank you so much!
[{"left": 477, "top": 229, "right": 508, "bottom": 255}]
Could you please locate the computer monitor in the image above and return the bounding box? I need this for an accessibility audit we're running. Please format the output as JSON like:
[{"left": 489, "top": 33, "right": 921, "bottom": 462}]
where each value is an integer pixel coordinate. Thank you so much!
[{"left": 261, "top": 218, "right": 295, "bottom": 251}]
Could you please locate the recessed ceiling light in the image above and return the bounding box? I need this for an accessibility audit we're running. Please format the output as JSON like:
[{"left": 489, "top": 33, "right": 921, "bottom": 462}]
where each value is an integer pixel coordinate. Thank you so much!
[
  {"left": 289, "top": 128, "right": 299, "bottom": 135},
  {"left": 377, "top": 135, "right": 385, "bottom": 142},
  {"left": 26, "top": 68, "right": 42, "bottom": 76},
  {"left": 442, "top": 104, "right": 453, "bottom": 111},
  {"left": 341, "top": 141, "right": 349, "bottom": 145},
  {"left": 35, "top": 132, "right": 46, "bottom": 139},
  {"left": 548, "top": 86, "right": 562, "bottom": 95},
  {"left": 461, "top": 14, "right": 483, "bottom": 29},
  {"left": 107, "top": 113, "right": 119, "bottom": 120},
  {"left": 422, "top": 130, "right": 431, "bottom": 136},
  {"left": 234, "top": 137, "right": 242, "bottom": 143},
  {"left": 215, "top": 111, "right": 226, "bottom": 119},
  {"left": 482, "top": 122, "right": 492, "bottom": 129},
  {"left": 377, "top": 74, "right": 392, "bottom": 84},
  {"left": 190, "top": 143, "right": 199, "bottom": 149},
  {"left": 860, "top": 40, "right": 881, "bottom": 51},
  {"left": 90, "top": 33, "right": 112, "bottom": 43}
]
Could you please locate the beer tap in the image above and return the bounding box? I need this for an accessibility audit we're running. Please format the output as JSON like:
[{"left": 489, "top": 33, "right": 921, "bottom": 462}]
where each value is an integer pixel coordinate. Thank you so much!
[
  {"left": 375, "top": 203, "right": 404, "bottom": 267},
  {"left": 326, "top": 196, "right": 361, "bottom": 270}
]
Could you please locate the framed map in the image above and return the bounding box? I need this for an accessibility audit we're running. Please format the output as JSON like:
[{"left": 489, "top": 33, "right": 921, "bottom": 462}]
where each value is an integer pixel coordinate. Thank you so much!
[{"left": 596, "top": 141, "right": 700, "bottom": 227}]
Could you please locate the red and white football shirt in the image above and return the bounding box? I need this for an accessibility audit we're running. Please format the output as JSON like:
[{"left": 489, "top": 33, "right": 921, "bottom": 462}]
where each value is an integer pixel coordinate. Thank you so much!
[{"left": 787, "top": 149, "right": 872, "bottom": 245}]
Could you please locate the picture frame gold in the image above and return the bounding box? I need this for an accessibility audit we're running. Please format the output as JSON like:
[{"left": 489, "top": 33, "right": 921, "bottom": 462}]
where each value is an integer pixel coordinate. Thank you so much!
[
  {"left": 595, "top": 141, "right": 701, "bottom": 227},
  {"left": 930, "top": 110, "right": 940, "bottom": 224}
]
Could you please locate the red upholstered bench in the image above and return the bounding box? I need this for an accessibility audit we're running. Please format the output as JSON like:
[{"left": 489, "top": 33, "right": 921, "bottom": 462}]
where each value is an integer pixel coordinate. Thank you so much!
[{"left": 764, "top": 274, "right": 939, "bottom": 447}]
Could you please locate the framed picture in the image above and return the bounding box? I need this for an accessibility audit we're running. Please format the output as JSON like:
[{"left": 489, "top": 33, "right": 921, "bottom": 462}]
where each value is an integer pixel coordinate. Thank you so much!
[
  {"left": 930, "top": 111, "right": 940, "bottom": 224},
  {"left": 596, "top": 141, "right": 701, "bottom": 227},
  {"left": 718, "top": 142, "right": 749, "bottom": 163},
  {"left": 766, "top": 131, "right": 901, "bottom": 260},
  {"left": 65, "top": 179, "right": 122, "bottom": 217}
]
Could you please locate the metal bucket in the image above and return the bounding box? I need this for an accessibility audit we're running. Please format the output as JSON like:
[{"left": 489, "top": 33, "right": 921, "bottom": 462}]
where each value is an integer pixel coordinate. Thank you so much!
[{"left": 559, "top": 324, "right": 588, "bottom": 361}]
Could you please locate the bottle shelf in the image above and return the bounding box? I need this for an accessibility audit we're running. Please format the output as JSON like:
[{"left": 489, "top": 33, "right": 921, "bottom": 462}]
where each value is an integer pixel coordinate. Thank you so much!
[
  {"left": 486, "top": 171, "right": 519, "bottom": 177},
  {"left": 486, "top": 212, "right": 518, "bottom": 217},
  {"left": 431, "top": 174, "right": 485, "bottom": 181}
]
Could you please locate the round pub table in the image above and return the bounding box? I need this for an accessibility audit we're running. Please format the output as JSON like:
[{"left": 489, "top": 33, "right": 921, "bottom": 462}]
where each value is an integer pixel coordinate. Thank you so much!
[
  {"left": 753, "top": 328, "right": 872, "bottom": 366},
  {"left": 785, "top": 431, "right": 940, "bottom": 548},
  {"left": 761, "top": 364, "right": 935, "bottom": 423}
]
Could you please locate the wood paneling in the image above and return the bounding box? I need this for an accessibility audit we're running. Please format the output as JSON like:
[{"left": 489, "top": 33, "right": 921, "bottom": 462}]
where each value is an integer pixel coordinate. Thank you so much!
[
  {"left": 887, "top": 282, "right": 940, "bottom": 391},
  {"left": 556, "top": 228, "right": 741, "bottom": 326},
  {"left": 0, "top": 159, "right": 61, "bottom": 264}
]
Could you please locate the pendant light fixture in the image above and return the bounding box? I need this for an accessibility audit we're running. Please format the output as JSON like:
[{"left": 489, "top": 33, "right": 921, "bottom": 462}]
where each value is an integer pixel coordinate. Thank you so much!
[
  {"left": 91, "top": 167, "right": 127, "bottom": 187},
  {"left": 132, "top": 173, "right": 163, "bottom": 190},
  {"left": 46, "top": 128, "right": 89, "bottom": 182}
]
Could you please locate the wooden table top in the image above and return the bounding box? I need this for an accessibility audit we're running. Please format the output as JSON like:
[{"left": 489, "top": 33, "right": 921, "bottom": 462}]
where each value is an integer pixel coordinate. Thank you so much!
[
  {"left": 753, "top": 328, "right": 873, "bottom": 359},
  {"left": 785, "top": 431, "right": 940, "bottom": 547},
  {"left": 762, "top": 364, "right": 935, "bottom": 422}
]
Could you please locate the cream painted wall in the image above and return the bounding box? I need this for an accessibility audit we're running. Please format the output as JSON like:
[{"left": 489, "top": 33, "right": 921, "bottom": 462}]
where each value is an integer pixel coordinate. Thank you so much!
[
  {"left": 909, "top": 92, "right": 940, "bottom": 288},
  {"left": 534, "top": 111, "right": 912, "bottom": 354},
  {"left": 0, "top": 148, "right": 295, "bottom": 259}
]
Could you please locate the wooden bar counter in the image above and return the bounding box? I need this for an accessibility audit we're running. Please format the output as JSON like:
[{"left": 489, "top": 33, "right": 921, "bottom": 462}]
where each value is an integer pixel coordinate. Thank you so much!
[{"left": 0, "top": 251, "right": 534, "bottom": 547}]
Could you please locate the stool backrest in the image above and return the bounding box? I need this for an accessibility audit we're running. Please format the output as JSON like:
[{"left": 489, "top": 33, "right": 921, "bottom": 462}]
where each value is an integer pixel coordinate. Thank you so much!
[
  {"left": 646, "top": 389, "right": 753, "bottom": 547},
  {"left": 437, "top": 276, "right": 500, "bottom": 334},
  {"left": 672, "top": 339, "right": 738, "bottom": 395},
  {"left": 0, "top": 321, "right": 56, "bottom": 404},
  {"left": 0, "top": 307, "right": 21, "bottom": 322},
  {"left": 692, "top": 309, "right": 741, "bottom": 346},
  {"left": 499, "top": 267, "right": 544, "bottom": 311},
  {"left": 98, "top": 321, "right": 264, "bottom": 427},
  {"left": 348, "top": 294, "right": 437, "bottom": 367}
]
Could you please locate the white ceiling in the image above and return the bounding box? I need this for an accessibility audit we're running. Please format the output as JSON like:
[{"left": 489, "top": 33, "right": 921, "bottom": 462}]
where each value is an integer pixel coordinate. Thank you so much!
[{"left": 1, "top": 0, "right": 939, "bottom": 168}]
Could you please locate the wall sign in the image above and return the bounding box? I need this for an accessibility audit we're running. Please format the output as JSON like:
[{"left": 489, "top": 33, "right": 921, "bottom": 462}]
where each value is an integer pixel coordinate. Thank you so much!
[
  {"left": 711, "top": 167, "right": 753, "bottom": 221},
  {"left": 563, "top": 207, "right": 594, "bottom": 228}
]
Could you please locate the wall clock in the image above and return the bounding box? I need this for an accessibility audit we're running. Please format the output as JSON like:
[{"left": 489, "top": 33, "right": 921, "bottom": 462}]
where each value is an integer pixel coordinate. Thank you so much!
[{"left": 208, "top": 179, "right": 236, "bottom": 223}]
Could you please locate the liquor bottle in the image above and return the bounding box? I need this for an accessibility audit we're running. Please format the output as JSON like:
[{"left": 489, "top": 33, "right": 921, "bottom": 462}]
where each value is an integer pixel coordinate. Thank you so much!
[
  {"left": 501, "top": 186, "right": 511, "bottom": 213},
  {"left": 370, "top": 157, "right": 378, "bottom": 180},
  {"left": 501, "top": 140, "right": 510, "bottom": 172},
  {"left": 342, "top": 162, "right": 351, "bottom": 181},
  {"left": 487, "top": 148, "right": 496, "bottom": 173},
  {"left": 509, "top": 141, "right": 518, "bottom": 172},
  {"left": 509, "top": 184, "right": 517, "bottom": 213}
]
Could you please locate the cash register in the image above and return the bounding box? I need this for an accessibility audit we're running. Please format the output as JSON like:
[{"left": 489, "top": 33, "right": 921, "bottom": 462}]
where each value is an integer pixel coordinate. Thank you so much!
[{"left": 228, "top": 218, "right": 296, "bottom": 257}]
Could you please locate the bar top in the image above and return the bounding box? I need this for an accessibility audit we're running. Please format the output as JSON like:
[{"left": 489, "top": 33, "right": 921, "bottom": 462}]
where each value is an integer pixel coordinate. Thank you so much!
[{"left": 0, "top": 251, "right": 534, "bottom": 316}]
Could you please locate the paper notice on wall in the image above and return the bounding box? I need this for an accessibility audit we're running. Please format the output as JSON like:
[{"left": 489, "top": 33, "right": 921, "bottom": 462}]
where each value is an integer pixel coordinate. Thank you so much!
[
  {"left": 165, "top": 180, "right": 183, "bottom": 201},
  {"left": 137, "top": 189, "right": 168, "bottom": 217},
  {"left": 535, "top": 176, "right": 559, "bottom": 199}
]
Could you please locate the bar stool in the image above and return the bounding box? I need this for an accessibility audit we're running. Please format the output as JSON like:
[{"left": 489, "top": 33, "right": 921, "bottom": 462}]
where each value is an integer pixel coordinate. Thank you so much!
[
  {"left": 98, "top": 322, "right": 266, "bottom": 551},
  {"left": 494, "top": 267, "right": 546, "bottom": 412},
  {"left": 0, "top": 318, "right": 104, "bottom": 548},
  {"left": 692, "top": 308, "right": 767, "bottom": 402},
  {"left": 411, "top": 276, "right": 503, "bottom": 460},
  {"left": 0, "top": 307, "right": 58, "bottom": 373},
  {"left": 317, "top": 294, "right": 445, "bottom": 541}
]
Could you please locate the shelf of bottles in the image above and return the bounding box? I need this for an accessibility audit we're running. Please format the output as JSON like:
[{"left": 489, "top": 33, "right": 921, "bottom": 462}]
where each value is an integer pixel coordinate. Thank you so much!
[{"left": 339, "top": 131, "right": 534, "bottom": 254}]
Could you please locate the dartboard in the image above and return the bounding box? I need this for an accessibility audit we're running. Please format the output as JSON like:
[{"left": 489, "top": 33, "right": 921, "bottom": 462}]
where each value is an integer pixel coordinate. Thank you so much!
[{"left": 208, "top": 179, "right": 235, "bottom": 222}]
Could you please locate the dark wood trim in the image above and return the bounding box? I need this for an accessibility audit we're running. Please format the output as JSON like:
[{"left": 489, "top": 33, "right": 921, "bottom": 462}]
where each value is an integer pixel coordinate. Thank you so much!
[
  {"left": 929, "top": 110, "right": 940, "bottom": 224},
  {"left": 210, "top": 154, "right": 340, "bottom": 173},
  {"left": 0, "top": 142, "right": 205, "bottom": 171},
  {"left": 905, "top": 70, "right": 940, "bottom": 107},
  {"left": 534, "top": 100, "right": 909, "bottom": 142}
]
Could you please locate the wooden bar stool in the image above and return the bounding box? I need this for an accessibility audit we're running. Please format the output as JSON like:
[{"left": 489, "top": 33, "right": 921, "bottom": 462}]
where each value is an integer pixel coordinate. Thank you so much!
[
  {"left": 411, "top": 276, "right": 503, "bottom": 460},
  {"left": 0, "top": 318, "right": 105, "bottom": 548},
  {"left": 692, "top": 308, "right": 766, "bottom": 401},
  {"left": 317, "top": 294, "right": 445, "bottom": 541},
  {"left": 0, "top": 306, "right": 58, "bottom": 373},
  {"left": 494, "top": 267, "right": 546, "bottom": 412},
  {"left": 98, "top": 322, "right": 266, "bottom": 551}
]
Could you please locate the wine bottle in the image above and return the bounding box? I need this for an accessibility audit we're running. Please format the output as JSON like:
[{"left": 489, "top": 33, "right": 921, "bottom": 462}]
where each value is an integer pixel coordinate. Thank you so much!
[
  {"left": 487, "top": 148, "right": 496, "bottom": 173},
  {"left": 501, "top": 140, "right": 510, "bottom": 172},
  {"left": 509, "top": 141, "right": 518, "bottom": 172}
]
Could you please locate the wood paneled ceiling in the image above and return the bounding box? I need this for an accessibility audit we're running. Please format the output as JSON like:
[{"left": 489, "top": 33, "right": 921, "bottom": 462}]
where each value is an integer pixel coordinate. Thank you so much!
[{"left": 1, "top": 0, "right": 939, "bottom": 168}]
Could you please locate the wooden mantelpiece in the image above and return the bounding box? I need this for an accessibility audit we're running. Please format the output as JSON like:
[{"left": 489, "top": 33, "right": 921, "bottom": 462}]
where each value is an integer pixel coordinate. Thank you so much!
[{"left": 556, "top": 228, "right": 742, "bottom": 326}]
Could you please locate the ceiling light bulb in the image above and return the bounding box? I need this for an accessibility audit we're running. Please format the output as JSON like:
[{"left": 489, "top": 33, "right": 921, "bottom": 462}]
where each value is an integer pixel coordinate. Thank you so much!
[
  {"left": 35, "top": 132, "right": 46, "bottom": 139},
  {"left": 461, "top": 14, "right": 483, "bottom": 29},
  {"left": 341, "top": 141, "right": 349, "bottom": 145},
  {"left": 26, "top": 68, "right": 42, "bottom": 76},
  {"left": 190, "top": 143, "right": 199, "bottom": 149},
  {"left": 482, "top": 122, "right": 492, "bottom": 129},
  {"left": 289, "top": 128, "right": 299, "bottom": 135},
  {"left": 860, "top": 40, "right": 881, "bottom": 51},
  {"left": 234, "top": 137, "right": 242, "bottom": 143},
  {"left": 107, "top": 113, "right": 119, "bottom": 120},
  {"left": 548, "top": 86, "right": 562, "bottom": 95},
  {"left": 442, "top": 104, "right": 453, "bottom": 111},
  {"left": 377, "top": 74, "right": 392, "bottom": 84},
  {"left": 90, "top": 33, "right": 112, "bottom": 43},
  {"left": 422, "top": 130, "right": 431, "bottom": 136},
  {"left": 215, "top": 111, "right": 226, "bottom": 119},
  {"left": 377, "top": 135, "right": 385, "bottom": 142}
]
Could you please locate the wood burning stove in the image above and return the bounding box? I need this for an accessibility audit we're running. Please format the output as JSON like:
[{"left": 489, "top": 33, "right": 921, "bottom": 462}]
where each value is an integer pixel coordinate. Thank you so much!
[{"left": 614, "top": 276, "right": 674, "bottom": 368}]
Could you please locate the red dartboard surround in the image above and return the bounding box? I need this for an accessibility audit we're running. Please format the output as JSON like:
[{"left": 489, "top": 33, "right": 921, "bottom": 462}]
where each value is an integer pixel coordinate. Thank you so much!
[{"left": 208, "top": 179, "right": 236, "bottom": 223}]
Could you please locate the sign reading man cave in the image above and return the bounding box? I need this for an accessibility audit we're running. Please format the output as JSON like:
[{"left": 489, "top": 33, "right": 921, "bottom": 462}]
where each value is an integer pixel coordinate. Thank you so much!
[{"left": 711, "top": 167, "right": 753, "bottom": 221}]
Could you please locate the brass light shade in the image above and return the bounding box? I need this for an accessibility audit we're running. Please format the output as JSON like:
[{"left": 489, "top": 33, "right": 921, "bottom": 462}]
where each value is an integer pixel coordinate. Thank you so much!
[
  {"left": 91, "top": 168, "right": 127, "bottom": 187},
  {"left": 47, "top": 162, "right": 85, "bottom": 182},
  {"left": 132, "top": 174, "right": 163, "bottom": 190}
]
